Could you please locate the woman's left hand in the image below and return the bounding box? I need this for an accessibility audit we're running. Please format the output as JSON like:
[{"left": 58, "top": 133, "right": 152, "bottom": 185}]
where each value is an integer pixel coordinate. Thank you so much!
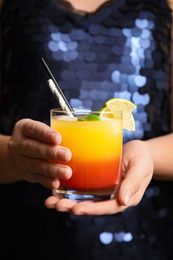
[{"left": 45, "top": 140, "right": 154, "bottom": 215}]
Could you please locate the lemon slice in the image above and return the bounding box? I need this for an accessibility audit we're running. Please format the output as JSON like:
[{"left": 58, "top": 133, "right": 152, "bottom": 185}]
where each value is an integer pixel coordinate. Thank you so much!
[{"left": 100, "top": 98, "right": 137, "bottom": 131}]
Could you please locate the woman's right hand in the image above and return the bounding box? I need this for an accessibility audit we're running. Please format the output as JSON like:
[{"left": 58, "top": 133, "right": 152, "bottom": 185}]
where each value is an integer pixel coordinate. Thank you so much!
[{"left": 7, "top": 118, "right": 72, "bottom": 189}]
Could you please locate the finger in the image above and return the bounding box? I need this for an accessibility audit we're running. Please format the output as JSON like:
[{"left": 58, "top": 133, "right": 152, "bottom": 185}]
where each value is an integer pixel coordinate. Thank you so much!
[
  {"left": 20, "top": 138, "right": 72, "bottom": 161},
  {"left": 71, "top": 199, "right": 127, "bottom": 215},
  {"left": 45, "top": 196, "right": 60, "bottom": 209},
  {"left": 55, "top": 199, "right": 77, "bottom": 213},
  {"left": 27, "top": 171, "right": 60, "bottom": 189},
  {"left": 34, "top": 175, "right": 60, "bottom": 189},
  {"left": 20, "top": 119, "right": 62, "bottom": 144},
  {"left": 23, "top": 156, "right": 72, "bottom": 179}
]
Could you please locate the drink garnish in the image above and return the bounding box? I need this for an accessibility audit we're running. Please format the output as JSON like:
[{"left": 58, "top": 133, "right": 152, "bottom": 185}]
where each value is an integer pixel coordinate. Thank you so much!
[
  {"left": 86, "top": 115, "right": 101, "bottom": 121},
  {"left": 77, "top": 115, "right": 101, "bottom": 121},
  {"left": 77, "top": 118, "right": 85, "bottom": 121},
  {"left": 100, "top": 98, "right": 137, "bottom": 131}
]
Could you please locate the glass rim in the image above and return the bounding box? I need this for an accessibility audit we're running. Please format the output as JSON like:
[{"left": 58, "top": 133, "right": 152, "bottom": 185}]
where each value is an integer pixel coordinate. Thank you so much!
[
  {"left": 51, "top": 108, "right": 122, "bottom": 113},
  {"left": 51, "top": 108, "right": 123, "bottom": 119}
]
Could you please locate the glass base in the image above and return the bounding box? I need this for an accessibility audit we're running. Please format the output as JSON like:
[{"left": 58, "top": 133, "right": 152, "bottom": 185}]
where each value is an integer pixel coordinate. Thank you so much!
[{"left": 52, "top": 185, "right": 120, "bottom": 202}]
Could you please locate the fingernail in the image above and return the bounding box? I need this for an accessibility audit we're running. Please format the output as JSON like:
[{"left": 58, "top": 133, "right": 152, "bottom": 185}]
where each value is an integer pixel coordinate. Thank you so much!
[
  {"left": 49, "top": 132, "right": 62, "bottom": 144},
  {"left": 58, "top": 165, "right": 72, "bottom": 179},
  {"left": 124, "top": 191, "right": 131, "bottom": 206},
  {"left": 75, "top": 212, "right": 84, "bottom": 216},
  {"left": 65, "top": 167, "right": 72, "bottom": 179},
  {"left": 56, "top": 149, "right": 71, "bottom": 161},
  {"left": 47, "top": 205, "right": 55, "bottom": 209},
  {"left": 64, "top": 150, "right": 72, "bottom": 162},
  {"left": 56, "top": 148, "right": 65, "bottom": 159},
  {"left": 59, "top": 208, "right": 68, "bottom": 212}
]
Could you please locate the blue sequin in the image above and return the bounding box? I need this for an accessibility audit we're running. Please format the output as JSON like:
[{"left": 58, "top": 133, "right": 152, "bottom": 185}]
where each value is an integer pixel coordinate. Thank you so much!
[
  {"left": 122, "top": 232, "right": 133, "bottom": 242},
  {"left": 134, "top": 75, "right": 147, "bottom": 87},
  {"left": 111, "top": 70, "right": 121, "bottom": 83},
  {"left": 58, "top": 40, "right": 68, "bottom": 52},
  {"left": 51, "top": 32, "right": 61, "bottom": 41},
  {"left": 63, "top": 50, "right": 78, "bottom": 61},
  {"left": 131, "top": 37, "right": 140, "bottom": 48},
  {"left": 135, "top": 18, "right": 148, "bottom": 29},
  {"left": 48, "top": 41, "right": 59, "bottom": 51},
  {"left": 122, "top": 28, "right": 132, "bottom": 37},
  {"left": 113, "top": 90, "right": 131, "bottom": 100},
  {"left": 141, "top": 28, "right": 151, "bottom": 38},
  {"left": 140, "top": 38, "right": 150, "bottom": 48},
  {"left": 89, "top": 24, "right": 101, "bottom": 35},
  {"left": 132, "top": 92, "right": 150, "bottom": 105},
  {"left": 70, "top": 29, "right": 86, "bottom": 41},
  {"left": 99, "top": 232, "right": 113, "bottom": 245},
  {"left": 66, "top": 41, "right": 78, "bottom": 50}
]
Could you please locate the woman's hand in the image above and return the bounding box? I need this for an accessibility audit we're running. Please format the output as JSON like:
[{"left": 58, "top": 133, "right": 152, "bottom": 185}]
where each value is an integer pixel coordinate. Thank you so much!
[
  {"left": 45, "top": 140, "right": 154, "bottom": 215},
  {"left": 8, "top": 119, "right": 72, "bottom": 189}
]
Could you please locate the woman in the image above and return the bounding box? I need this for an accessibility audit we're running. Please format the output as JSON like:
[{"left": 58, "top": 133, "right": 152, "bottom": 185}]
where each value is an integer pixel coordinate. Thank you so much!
[{"left": 0, "top": 0, "right": 173, "bottom": 259}]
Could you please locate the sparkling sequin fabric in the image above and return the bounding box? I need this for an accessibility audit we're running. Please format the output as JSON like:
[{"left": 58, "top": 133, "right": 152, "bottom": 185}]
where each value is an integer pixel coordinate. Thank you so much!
[{"left": 0, "top": 0, "right": 173, "bottom": 259}]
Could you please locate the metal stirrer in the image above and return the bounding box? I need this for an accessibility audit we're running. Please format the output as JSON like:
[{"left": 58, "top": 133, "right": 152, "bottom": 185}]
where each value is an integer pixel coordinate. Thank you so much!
[{"left": 40, "top": 58, "right": 75, "bottom": 117}]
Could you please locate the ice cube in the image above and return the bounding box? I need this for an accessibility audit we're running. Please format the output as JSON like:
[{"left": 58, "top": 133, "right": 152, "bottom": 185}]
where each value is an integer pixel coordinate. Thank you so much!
[
  {"left": 56, "top": 115, "right": 77, "bottom": 121},
  {"left": 100, "top": 117, "right": 114, "bottom": 121}
]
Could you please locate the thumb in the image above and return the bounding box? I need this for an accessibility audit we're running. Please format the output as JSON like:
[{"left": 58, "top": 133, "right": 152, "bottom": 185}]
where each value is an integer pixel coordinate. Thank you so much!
[{"left": 118, "top": 160, "right": 153, "bottom": 206}]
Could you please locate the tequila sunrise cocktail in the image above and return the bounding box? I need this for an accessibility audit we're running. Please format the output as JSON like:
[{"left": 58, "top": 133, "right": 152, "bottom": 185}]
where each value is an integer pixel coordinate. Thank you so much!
[{"left": 51, "top": 109, "right": 123, "bottom": 202}]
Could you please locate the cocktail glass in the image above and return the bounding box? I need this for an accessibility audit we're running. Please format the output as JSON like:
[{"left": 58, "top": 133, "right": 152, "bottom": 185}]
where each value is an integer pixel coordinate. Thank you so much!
[{"left": 51, "top": 108, "right": 123, "bottom": 202}]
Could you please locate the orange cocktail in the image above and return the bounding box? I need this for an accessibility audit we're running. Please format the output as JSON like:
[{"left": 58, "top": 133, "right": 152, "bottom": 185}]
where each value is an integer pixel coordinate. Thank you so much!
[{"left": 51, "top": 109, "right": 123, "bottom": 202}]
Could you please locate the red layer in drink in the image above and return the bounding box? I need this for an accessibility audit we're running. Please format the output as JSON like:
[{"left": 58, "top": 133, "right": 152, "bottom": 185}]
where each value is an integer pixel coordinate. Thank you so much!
[{"left": 59, "top": 158, "right": 121, "bottom": 190}]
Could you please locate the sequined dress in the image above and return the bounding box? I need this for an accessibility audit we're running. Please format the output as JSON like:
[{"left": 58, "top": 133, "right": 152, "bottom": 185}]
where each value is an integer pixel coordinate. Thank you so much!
[{"left": 0, "top": 0, "right": 173, "bottom": 259}]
